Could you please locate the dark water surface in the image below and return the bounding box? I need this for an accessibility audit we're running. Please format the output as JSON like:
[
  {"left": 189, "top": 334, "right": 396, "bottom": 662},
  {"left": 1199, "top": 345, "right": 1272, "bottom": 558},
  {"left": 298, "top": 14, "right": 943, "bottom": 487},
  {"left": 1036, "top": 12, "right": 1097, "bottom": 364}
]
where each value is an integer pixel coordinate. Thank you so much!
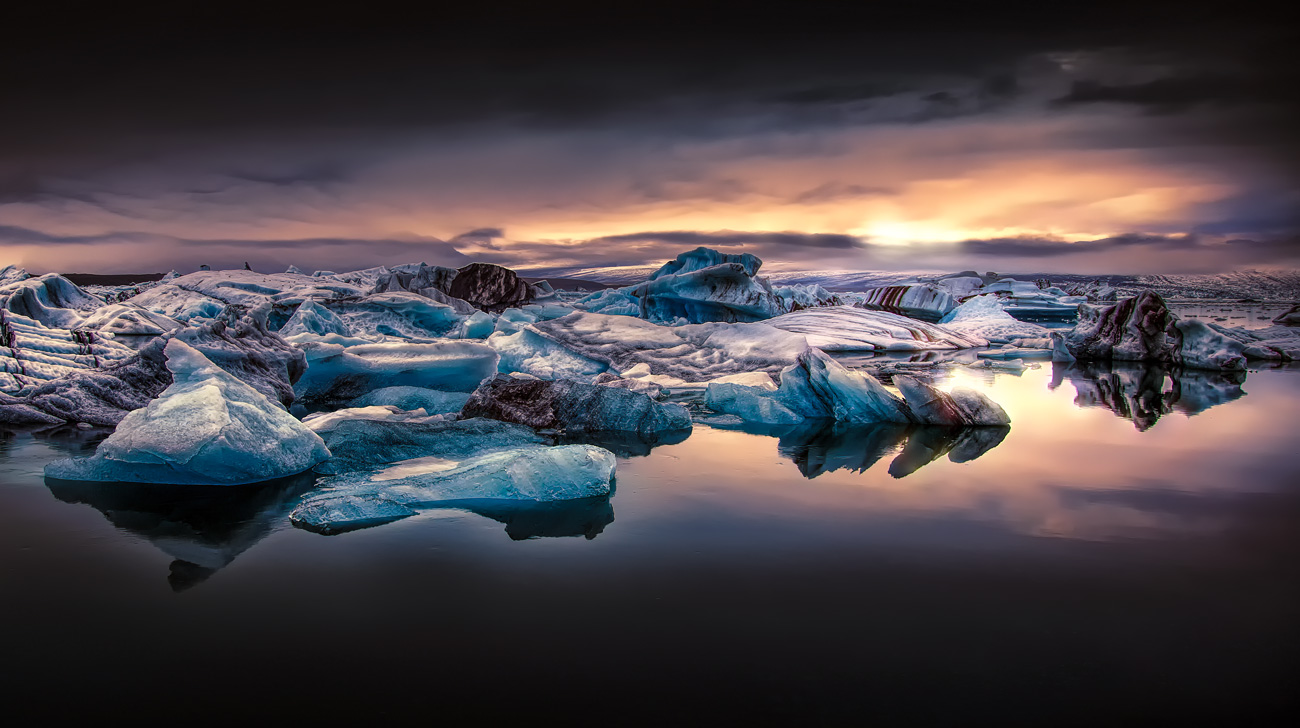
[{"left": 3, "top": 359, "right": 1298, "bottom": 724}]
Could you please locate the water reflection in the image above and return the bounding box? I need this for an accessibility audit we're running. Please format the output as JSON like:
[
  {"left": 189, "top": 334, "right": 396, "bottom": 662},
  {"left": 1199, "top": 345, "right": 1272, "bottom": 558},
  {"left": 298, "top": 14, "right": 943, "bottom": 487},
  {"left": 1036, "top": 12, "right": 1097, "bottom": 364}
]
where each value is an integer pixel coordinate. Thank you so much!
[
  {"left": 712, "top": 420, "right": 1009, "bottom": 479},
  {"left": 44, "top": 473, "right": 316, "bottom": 591},
  {"left": 439, "top": 495, "right": 614, "bottom": 540},
  {"left": 1050, "top": 361, "right": 1246, "bottom": 430}
]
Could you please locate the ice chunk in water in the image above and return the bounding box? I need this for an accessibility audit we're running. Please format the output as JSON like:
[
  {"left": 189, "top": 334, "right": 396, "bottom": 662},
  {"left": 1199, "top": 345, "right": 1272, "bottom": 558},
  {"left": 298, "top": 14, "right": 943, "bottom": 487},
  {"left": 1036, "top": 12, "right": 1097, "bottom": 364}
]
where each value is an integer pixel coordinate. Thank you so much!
[
  {"left": 290, "top": 444, "right": 616, "bottom": 534},
  {"left": 45, "top": 339, "right": 330, "bottom": 485},
  {"left": 292, "top": 340, "right": 498, "bottom": 406},
  {"left": 346, "top": 386, "right": 470, "bottom": 414}
]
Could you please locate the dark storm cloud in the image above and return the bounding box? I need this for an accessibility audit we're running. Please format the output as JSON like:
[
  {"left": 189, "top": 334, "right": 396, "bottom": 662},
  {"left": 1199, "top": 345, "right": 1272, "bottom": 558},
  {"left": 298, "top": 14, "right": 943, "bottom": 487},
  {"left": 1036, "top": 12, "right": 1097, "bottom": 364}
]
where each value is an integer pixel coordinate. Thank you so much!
[
  {"left": 1052, "top": 75, "right": 1297, "bottom": 113},
  {"left": 2, "top": 2, "right": 1297, "bottom": 275}
]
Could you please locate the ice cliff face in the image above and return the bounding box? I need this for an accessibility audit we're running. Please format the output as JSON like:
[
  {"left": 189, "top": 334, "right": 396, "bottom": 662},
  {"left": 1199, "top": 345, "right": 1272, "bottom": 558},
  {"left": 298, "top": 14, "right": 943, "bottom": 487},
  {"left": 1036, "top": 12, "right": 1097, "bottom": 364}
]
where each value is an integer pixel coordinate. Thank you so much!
[{"left": 45, "top": 339, "right": 329, "bottom": 485}]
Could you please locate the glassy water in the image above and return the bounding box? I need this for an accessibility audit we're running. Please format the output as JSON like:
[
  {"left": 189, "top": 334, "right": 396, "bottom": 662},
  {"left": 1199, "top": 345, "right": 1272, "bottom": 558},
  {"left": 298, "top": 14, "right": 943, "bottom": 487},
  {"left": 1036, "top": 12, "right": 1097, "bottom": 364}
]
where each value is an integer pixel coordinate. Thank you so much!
[{"left": 3, "top": 356, "right": 1298, "bottom": 723}]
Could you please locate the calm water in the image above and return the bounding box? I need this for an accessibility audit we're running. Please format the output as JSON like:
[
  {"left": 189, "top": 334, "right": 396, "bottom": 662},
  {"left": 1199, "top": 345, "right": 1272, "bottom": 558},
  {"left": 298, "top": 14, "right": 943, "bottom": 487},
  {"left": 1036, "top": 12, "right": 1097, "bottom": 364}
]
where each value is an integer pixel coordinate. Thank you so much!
[{"left": 3, "top": 353, "right": 1298, "bottom": 722}]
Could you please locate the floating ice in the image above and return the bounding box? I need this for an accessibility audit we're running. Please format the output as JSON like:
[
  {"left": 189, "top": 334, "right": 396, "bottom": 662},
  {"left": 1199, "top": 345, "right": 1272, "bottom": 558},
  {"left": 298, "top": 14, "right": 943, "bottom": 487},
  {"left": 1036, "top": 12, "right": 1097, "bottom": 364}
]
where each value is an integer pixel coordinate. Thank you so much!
[
  {"left": 529, "top": 311, "right": 808, "bottom": 381},
  {"left": 77, "top": 304, "right": 183, "bottom": 336},
  {"left": 706, "top": 348, "right": 1010, "bottom": 426},
  {"left": 347, "top": 386, "right": 470, "bottom": 414},
  {"left": 2, "top": 309, "right": 305, "bottom": 425},
  {"left": 938, "top": 294, "right": 1051, "bottom": 344},
  {"left": 292, "top": 340, "right": 499, "bottom": 406},
  {"left": 856, "top": 284, "right": 956, "bottom": 320},
  {"left": 461, "top": 374, "right": 692, "bottom": 436},
  {"left": 280, "top": 299, "right": 350, "bottom": 338},
  {"left": 312, "top": 417, "right": 546, "bottom": 475},
  {"left": 45, "top": 340, "right": 329, "bottom": 485},
  {"left": 1051, "top": 292, "right": 1246, "bottom": 371},
  {"left": 630, "top": 250, "right": 784, "bottom": 323},
  {"left": 1, "top": 273, "right": 104, "bottom": 329},
  {"left": 573, "top": 287, "right": 641, "bottom": 316},
  {"left": 489, "top": 327, "right": 608, "bottom": 380},
  {"left": 765, "top": 306, "right": 988, "bottom": 351},
  {"left": 706, "top": 382, "right": 805, "bottom": 424},
  {"left": 326, "top": 291, "right": 469, "bottom": 338},
  {"left": 302, "top": 405, "right": 448, "bottom": 434},
  {"left": 290, "top": 444, "right": 616, "bottom": 534}
]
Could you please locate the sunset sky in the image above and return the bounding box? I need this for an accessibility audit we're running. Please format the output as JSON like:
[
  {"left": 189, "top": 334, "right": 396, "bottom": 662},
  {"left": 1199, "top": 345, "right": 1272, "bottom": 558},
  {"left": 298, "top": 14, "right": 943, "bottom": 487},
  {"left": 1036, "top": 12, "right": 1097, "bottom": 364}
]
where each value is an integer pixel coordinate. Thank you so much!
[{"left": 3, "top": 3, "right": 1296, "bottom": 275}]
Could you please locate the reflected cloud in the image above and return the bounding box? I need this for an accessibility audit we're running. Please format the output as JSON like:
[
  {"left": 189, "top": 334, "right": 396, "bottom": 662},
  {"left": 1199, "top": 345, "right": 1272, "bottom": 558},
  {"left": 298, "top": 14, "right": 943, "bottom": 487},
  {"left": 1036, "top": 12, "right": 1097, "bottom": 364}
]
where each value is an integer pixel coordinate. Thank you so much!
[
  {"left": 44, "top": 473, "right": 316, "bottom": 591},
  {"left": 1050, "top": 361, "right": 1247, "bottom": 430}
]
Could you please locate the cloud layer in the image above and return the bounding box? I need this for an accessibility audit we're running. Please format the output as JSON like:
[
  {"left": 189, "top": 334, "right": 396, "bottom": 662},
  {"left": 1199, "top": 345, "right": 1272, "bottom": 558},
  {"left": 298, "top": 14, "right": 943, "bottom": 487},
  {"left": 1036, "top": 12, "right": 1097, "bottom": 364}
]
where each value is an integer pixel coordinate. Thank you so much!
[{"left": 2, "top": 4, "right": 1296, "bottom": 275}]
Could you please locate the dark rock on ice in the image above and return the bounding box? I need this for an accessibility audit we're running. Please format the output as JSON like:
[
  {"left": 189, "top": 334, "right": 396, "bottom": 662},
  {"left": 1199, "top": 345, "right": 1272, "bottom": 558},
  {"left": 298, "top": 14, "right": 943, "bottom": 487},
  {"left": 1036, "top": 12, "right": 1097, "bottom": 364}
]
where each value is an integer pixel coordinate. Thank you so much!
[{"left": 449, "top": 263, "right": 534, "bottom": 312}]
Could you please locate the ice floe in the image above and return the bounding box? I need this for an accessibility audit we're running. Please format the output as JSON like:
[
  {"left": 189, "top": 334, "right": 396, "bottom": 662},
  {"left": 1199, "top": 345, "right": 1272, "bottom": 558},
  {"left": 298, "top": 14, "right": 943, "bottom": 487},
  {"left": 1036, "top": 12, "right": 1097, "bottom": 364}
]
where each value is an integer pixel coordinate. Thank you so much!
[
  {"left": 290, "top": 444, "right": 616, "bottom": 534},
  {"left": 45, "top": 339, "right": 329, "bottom": 485}
]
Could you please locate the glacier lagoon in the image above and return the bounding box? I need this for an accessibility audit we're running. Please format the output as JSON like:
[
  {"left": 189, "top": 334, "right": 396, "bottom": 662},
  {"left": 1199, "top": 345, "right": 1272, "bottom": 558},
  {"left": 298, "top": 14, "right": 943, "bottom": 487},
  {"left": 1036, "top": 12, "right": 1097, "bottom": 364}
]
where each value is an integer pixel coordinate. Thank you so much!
[{"left": 2, "top": 344, "right": 1297, "bottom": 723}]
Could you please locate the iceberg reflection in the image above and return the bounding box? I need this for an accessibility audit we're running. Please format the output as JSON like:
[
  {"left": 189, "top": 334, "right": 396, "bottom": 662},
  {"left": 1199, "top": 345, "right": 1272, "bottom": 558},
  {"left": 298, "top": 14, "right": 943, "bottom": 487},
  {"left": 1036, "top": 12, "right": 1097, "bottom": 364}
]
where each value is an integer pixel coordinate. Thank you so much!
[
  {"left": 44, "top": 473, "right": 316, "bottom": 591},
  {"left": 1050, "top": 361, "right": 1247, "bottom": 430},
  {"left": 716, "top": 419, "right": 1010, "bottom": 479}
]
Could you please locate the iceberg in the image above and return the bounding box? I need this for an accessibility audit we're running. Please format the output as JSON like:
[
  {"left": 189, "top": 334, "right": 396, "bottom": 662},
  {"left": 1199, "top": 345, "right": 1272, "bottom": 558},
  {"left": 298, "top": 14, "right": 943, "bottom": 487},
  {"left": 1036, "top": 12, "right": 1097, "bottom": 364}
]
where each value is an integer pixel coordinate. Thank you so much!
[
  {"left": 893, "top": 375, "right": 1011, "bottom": 427},
  {"left": 630, "top": 248, "right": 784, "bottom": 323},
  {"left": 301, "top": 405, "right": 448, "bottom": 434},
  {"left": 290, "top": 444, "right": 617, "bottom": 534},
  {"left": 1203, "top": 322, "right": 1300, "bottom": 361},
  {"left": 765, "top": 305, "right": 988, "bottom": 351},
  {"left": 279, "top": 299, "right": 350, "bottom": 338},
  {"left": 313, "top": 417, "right": 546, "bottom": 475},
  {"left": 2, "top": 309, "right": 305, "bottom": 425},
  {"left": 489, "top": 327, "right": 609, "bottom": 380},
  {"left": 45, "top": 340, "right": 330, "bottom": 485},
  {"left": 856, "top": 284, "right": 956, "bottom": 320},
  {"left": 529, "top": 311, "right": 808, "bottom": 381},
  {"left": 292, "top": 340, "right": 499, "bottom": 406},
  {"left": 1273, "top": 304, "right": 1300, "bottom": 325},
  {"left": 938, "top": 294, "right": 1051, "bottom": 344},
  {"left": 0, "top": 309, "right": 137, "bottom": 393},
  {"left": 706, "top": 382, "right": 805, "bottom": 424},
  {"left": 76, "top": 303, "right": 183, "bottom": 336},
  {"left": 1051, "top": 292, "right": 1246, "bottom": 371},
  {"left": 326, "top": 291, "right": 469, "bottom": 338},
  {"left": 573, "top": 287, "right": 641, "bottom": 317},
  {"left": 461, "top": 374, "right": 692, "bottom": 436},
  {"left": 455, "top": 310, "right": 496, "bottom": 339},
  {"left": 347, "top": 386, "right": 470, "bottom": 414},
  {"left": 1, "top": 273, "right": 104, "bottom": 329},
  {"left": 706, "top": 348, "right": 1010, "bottom": 426}
]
